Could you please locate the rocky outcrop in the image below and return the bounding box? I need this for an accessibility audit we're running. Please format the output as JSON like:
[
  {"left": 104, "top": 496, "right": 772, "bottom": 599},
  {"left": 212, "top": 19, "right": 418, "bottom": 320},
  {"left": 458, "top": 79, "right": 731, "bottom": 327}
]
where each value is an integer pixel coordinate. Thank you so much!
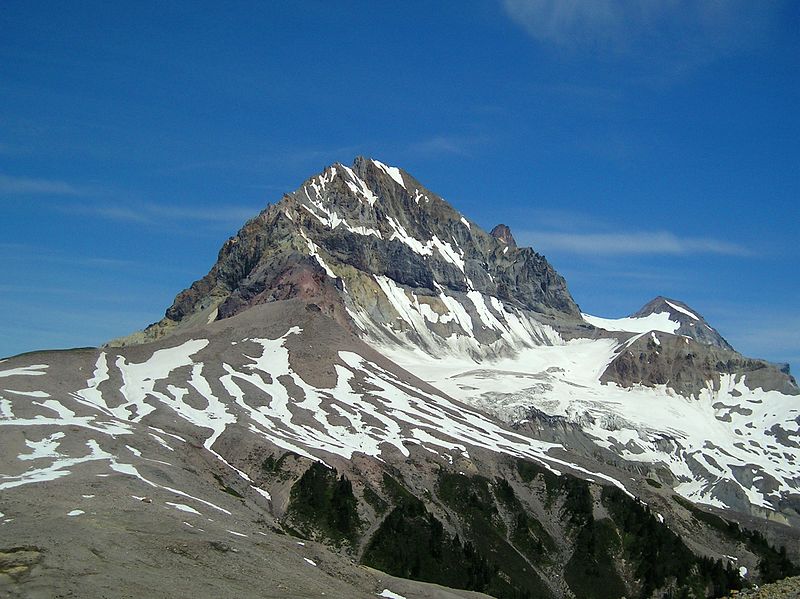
[
  {"left": 490, "top": 224, "right": 516, "bottom": 248},
  {"left": 601, "top": 331, "right": 798, "bottom": 396},
  {"left": 720, "top": 575, "right": 800, "bottom": 598}
]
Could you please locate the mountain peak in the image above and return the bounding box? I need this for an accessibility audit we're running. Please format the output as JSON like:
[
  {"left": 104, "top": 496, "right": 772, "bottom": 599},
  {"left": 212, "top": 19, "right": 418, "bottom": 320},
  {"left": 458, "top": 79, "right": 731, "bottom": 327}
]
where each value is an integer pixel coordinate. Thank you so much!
[
  {"left": 633, "top": 296, "right": 734, "bottom": 351},
  {"left": 352, "top": 156, "right": 407, "bottom": 189},
  {"left": 634, "top": 296, "right": 701, "bottom": 320},
  {"left": 490, "top": 224, "right": 517, "bottom": 248},
  {"left": 113, "top": 157, "right": 581, "bottom": 348}
]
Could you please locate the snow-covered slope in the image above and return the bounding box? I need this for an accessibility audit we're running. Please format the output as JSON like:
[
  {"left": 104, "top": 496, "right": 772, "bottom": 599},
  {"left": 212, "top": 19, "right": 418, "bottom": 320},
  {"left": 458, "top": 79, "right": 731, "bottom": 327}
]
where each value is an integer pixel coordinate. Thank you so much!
[
  {"left": 374, "top": 293, "right": 798, "bottom": 518},
  {"left": 581, "top": 311, "right": 681, "bottom": 335},
  {"left": 0, "top": 301, "right": 627, "bottom": 501},
  {"left": 379, "top": 333, "right": 799, "bottom": 518},
  {"left": 9, "top": 302, "right": 795, "bottom": 598}
]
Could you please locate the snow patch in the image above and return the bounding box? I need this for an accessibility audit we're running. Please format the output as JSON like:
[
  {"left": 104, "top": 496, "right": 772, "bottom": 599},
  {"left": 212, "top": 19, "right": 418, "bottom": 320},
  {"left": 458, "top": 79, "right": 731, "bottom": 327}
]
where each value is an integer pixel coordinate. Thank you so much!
[
  {"left": 0, "top": 364, "right": 48, "bottom": 378},
  {"left": 372, "top": 160, "right": 405, "bottom": 188},
  {"left": 252, "top": 486, "right": 272, "bottom": 501},
  {"left": 115, "top": 339, "right": 209, "bottom": 422},
  {"left": 582, "top": 312, "right": 680, "bottom": 335},
  {"left": 166, "top": 502, "right": 201, "bottom": 515},
  {"left": 665, "top": 300, "right": 700, "bottom": 321},
  {"left": 3, "top": 389, "right": 50, "bottom": 398},
  {"left": 341, "top": 165, "right": 379, "bottom": 205},
  {"left": 300, "top": 229, "right": 337, "bottom": 279}
]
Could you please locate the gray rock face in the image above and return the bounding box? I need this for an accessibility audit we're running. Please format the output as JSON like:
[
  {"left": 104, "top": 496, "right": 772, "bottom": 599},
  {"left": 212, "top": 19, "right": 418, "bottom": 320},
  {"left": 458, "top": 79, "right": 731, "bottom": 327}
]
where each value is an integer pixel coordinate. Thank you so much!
[
  {"left": 633, "top": 296, "right": 735, "bottom": 351},
  {"left": 598, "top": 296, "right": 798, "bottom": 394},
  {"left": 601, "top": 331, "right": 799, "bottom": 396}
]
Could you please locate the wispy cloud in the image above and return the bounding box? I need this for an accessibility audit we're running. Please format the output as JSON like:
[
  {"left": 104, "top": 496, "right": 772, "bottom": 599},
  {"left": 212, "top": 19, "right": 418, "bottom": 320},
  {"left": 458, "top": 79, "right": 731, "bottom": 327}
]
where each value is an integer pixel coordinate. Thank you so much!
[
  {"left": 559, "top": 266, "right": 685, "bottom": 284},
  {"left": 407, "top": 133, "right": 494, "bottom": 158},
  {"left": 706, "top": 308, "right": 800, "bottom": 370},
  {"left": 517, "top": 229, "right": 751, "bottom": 256},
  {"left": 501, "top": 0, "right": 778, "bottom": 80},
  {"left": 730, "top": 322, "right": 800, "bottom": 359},
  {"left": 161, "top": 143, "right": 367, "bottom": 176},
  {"left": 503, "top": 0, "right": 769, "bottom": 48},
  {"left": 0, "top": 173, "right": 89, "bottom": 196},
  {"left": 0, "top": 172, "right": 266, "bottom": 228},
  {"left": 0, "top": 243, "right": 140, "bottom": 269},
  {"left": 409, "top": 135, "right": 472, "bottom": 156},
  {"left": 61, "top": 201, "right": 263, "bottom": 227},
  {"left": 503, "top": 0, "right": 630, "bottom": 48}
]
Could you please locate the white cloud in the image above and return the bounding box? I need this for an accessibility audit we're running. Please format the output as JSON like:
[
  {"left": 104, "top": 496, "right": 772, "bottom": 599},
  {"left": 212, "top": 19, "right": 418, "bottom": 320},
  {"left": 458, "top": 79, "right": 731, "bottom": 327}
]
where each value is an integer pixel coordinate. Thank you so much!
[
  {"left": 409, "top": 135, "right": 472, "bottom": 156},
  {"left": 62, "top": 201, "right": 261, "bottom": 227},
  {"left": 0, "top": 173, "right": 87, "bottom": 196},
  {"left": 501, "top": 0, "right": 777, "bottom": 77},
  {"left": 502, "top": 0, "right": 626, "bottom": 48},
  {"left": 517, "top": 229, "right": 751, "bottom": 256}
]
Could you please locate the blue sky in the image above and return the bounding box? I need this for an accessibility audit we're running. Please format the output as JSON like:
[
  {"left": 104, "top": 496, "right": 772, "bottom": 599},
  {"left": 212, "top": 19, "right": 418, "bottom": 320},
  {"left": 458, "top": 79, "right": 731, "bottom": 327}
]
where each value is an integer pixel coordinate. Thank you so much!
[{"left": 1, "top": 1, "right": 798, "bottom": 374}]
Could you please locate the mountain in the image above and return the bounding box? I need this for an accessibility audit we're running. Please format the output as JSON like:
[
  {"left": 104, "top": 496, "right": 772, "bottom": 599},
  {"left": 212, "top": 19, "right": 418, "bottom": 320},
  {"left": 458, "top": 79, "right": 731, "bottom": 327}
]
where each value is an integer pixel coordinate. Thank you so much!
[
  {"left": 583, "top": 296, "right": 734, "bottom": 351},
  {"left": 2, "top": 157, "right": 799, "bottom": 598},
  {"left": 112, "top": 157, "right": 579, "bottom": 353}
]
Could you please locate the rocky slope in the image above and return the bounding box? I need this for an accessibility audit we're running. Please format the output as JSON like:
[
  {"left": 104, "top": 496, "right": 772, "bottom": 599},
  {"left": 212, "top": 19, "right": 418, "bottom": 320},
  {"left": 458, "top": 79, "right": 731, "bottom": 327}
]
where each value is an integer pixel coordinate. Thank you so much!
[
  {"left": 721, "top": 575, "right": 800, "bottom": 599},
  {"left": 3, "top": 300, "right": 798, "bottom": 598}
]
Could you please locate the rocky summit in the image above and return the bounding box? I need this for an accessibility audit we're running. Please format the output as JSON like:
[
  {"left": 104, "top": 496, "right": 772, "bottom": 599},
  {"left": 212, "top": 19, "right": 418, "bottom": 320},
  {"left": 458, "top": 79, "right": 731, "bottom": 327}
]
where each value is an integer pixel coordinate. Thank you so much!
[
  {"left": 632, "top": 296, "right": 735, "bottom": 351},
  {"left": 2, "top": 157, "right": 799, "bottom": 599}
]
